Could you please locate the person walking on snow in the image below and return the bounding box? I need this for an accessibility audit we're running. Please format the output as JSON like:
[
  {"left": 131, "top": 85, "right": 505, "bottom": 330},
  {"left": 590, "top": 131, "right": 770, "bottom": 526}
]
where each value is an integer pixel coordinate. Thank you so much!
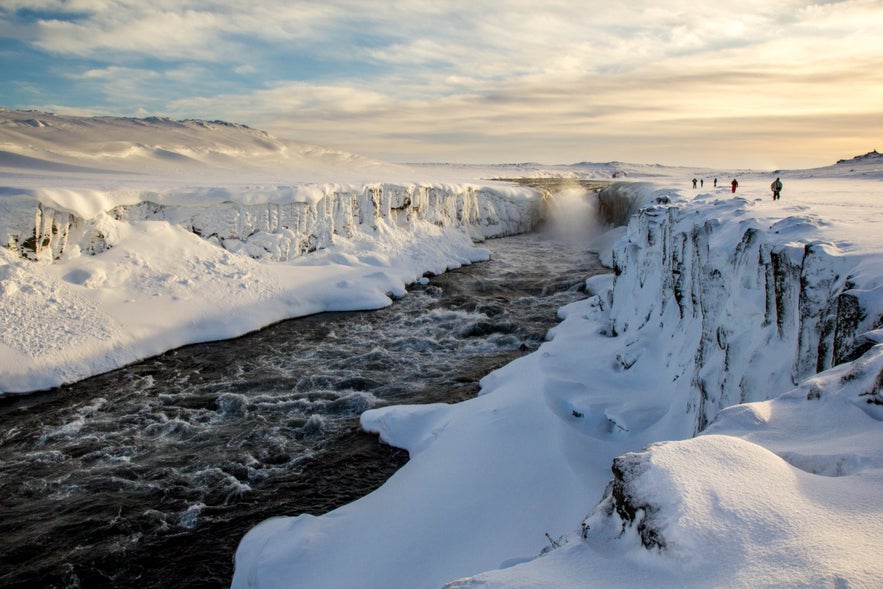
[
  {"left": 731, "top": 178, "right": 738, "bottom": 193},
  {"left": 714, "top": 178, "right": 717, "bottom": 187},
  {"left": 692, "top": 178, "right": 698, "bottom": 188},
  {"left": 771, "top": 177, "right": 783, "bottom": 200}
]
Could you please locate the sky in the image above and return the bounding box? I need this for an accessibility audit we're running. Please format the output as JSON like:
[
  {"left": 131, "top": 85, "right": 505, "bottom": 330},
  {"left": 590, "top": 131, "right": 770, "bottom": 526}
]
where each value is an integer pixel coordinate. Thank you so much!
[{"left": 1, "top": 0, "right": 882, "bottom": 169}]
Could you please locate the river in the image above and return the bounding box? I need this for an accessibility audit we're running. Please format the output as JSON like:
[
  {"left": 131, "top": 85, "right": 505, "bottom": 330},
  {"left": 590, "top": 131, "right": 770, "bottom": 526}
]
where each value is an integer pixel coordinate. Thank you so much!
[{"left": 0, "top": 230, "right": 607, "bottom": 588}]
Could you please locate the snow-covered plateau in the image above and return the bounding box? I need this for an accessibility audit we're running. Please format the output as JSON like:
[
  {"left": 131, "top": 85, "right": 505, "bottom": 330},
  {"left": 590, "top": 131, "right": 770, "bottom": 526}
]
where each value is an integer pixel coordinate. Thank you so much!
[{"left": 2, "top": 109, "right": 882, "bottom": 588}]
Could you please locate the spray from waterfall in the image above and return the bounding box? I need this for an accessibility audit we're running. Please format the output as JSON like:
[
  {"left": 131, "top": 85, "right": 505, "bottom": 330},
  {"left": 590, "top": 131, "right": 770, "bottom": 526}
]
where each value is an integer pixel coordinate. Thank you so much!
[{"left": 543, "top": 187, "right": 603, "bottom": 245}]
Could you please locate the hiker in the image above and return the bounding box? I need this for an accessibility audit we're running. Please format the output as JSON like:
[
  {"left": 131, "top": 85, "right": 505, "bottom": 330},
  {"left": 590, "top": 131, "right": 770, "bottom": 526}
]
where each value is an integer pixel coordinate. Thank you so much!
[
  {"left": 692, "top": 178, "right": 698, "bottom": 188},
  {"left": 771, "top": 177, "right": 783, "bottom": 200},
  {"left": 731, "top": 179, "right": 738, "bottom": 193},
  {"left": 713, "top": 178, "right": 717, "bottom": 187},
  {"left": 700, "top": 179, "right": 704, "bottom": 187}
]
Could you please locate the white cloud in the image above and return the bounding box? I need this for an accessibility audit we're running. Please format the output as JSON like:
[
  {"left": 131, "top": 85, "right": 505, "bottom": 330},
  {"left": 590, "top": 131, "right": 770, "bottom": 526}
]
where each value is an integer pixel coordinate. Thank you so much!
[
  {"left": 32, "top": 8, "right": 231, "bottom": 61},
  {"left": 233, "top": 64, "right": 257, "bottom": 75},
  {"left": 13, "top": 1, "right": 365, "bottom": 61},
  {"left": 78, "top": 66, "right": 153, "bottom": 80},
  {"left": 12, "top": 1, "right": 882, "bottom": 82},
  {"left": 3, "top": 0, "right": 883, "bottom": 167}
]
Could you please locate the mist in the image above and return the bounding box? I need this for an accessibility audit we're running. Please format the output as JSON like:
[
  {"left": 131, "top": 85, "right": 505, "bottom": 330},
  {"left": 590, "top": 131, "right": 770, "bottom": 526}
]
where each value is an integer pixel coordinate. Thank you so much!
[{"left": 542, "top": 187, "right": 603, "bottom": 245}]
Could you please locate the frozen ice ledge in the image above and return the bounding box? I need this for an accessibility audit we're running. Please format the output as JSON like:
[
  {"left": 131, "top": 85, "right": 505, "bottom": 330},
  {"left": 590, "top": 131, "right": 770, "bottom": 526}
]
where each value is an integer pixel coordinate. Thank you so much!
[
  {"left": 1, "top": 183, "right": 542, "bottom": 263},
  {"left": 0, "top": 181, "right": 557, "bottom": 394}
]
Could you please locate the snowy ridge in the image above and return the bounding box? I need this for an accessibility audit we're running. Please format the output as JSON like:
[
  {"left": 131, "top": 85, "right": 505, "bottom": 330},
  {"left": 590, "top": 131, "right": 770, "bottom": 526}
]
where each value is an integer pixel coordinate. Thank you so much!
[
  {"left": 232, "top": 172, "right": 883, "bottom": 589},
  {"left": 0, "top": 108, "right": 388, "bottom": 179}
]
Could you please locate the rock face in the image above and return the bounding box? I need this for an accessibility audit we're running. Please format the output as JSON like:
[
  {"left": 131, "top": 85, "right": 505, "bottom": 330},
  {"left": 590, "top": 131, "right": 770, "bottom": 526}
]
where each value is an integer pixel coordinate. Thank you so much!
[
  {"left": 603, "top": 450, "right": 666, "bottom": 550},
  {"left": 2, "top": 184, "right": 541, "bottom": 263},
  {"left": 605, "top": 195, "right": 882, "bottom": 435},
  {"left": 596, "top": 182, "right": 662, "bottom": 227}
]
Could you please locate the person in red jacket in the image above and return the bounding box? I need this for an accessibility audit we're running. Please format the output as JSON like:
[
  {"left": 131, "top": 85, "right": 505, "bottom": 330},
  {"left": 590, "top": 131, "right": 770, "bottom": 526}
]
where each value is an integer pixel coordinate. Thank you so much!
[{"left": 731, "top": 178, "right": 739, "bottom": 193}]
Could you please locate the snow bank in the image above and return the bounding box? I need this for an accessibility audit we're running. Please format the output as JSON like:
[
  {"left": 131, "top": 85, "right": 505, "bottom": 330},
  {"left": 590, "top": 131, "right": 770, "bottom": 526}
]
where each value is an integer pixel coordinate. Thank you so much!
[
  {"left": 0, "top": 181, "right": 540, "bottom": 393},
  {"left": 445, "top": 346, "right": 883, "bottom": 589},
  {"left": 0, "top": 110, "right": 546, "bottom": 394},
  {"left": 233, "top": 158, "right": 883, "bottom": 589}
]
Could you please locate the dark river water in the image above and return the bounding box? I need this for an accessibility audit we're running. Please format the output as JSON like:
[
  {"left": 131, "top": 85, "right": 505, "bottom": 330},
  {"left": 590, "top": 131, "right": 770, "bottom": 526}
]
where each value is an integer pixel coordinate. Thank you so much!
[{"left": 0, "top": 231, "right": 607, "bottom": 588}]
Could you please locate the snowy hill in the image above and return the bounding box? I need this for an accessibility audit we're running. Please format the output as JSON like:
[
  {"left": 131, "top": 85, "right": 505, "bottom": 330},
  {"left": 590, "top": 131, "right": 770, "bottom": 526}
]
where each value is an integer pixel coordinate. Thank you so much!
[
  {"left": 778, "top": 149, "right": 883, "bottom": 179},
  {"left": 0, "top": 108, "right": 391, "bottom": 182},
  {"left": 836, "top": 149, "right": 882, "bottom": 166}
]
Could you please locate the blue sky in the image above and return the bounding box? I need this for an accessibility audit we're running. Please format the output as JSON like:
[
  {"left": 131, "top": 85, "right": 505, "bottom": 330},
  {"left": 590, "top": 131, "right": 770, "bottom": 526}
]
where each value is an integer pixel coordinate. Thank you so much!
[{"left": 1, "top": 1, "right": 882, "bottom": 168}]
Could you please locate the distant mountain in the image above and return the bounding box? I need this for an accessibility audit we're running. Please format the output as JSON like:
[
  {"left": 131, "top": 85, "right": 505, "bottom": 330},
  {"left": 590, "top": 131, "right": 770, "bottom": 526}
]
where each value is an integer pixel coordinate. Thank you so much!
[
  {"left": 836, "top": 149, "right": 882, "bottom": 165},
  {"left": 0, "top": 108, "right": 399, "bottom": 183}
]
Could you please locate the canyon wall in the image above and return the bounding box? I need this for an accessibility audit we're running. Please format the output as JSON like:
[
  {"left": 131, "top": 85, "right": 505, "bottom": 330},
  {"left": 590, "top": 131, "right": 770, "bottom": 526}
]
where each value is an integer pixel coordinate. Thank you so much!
[
  {"left": 2, "top": 183, "right": 541, "bottom": 263},
  {"left": 604, "top": 193, "right": 881, "bottom": 435}
]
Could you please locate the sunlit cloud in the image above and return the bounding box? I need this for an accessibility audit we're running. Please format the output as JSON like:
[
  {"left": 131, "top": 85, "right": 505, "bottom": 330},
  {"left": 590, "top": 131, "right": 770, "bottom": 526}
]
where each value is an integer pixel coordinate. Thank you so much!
[{"left": 1, "top": 0, "right": 882, "bottom": 168}]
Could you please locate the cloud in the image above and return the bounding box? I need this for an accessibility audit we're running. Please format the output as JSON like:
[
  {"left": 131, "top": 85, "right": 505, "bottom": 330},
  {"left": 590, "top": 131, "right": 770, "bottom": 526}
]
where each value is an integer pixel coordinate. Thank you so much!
[
  {"left": 233, "top": 64, "right": 257, "bottom": 75},
  {"left": 2, "top": 0, "right": 882, "bottom": 167},
  {"left": 56, "top": 64, "right": 232, "bottom": 115},
  {"left": 32, "top": 8, "right": 233, "bottom": 61},
  {"left": 8, "top": 1, "right": 372, "bottom": 62},
  {"left": 78, "top": 65, "right": 153, "bottom": 80},
  {"left": 8, "top": 1, "right": 881, "bottom": 83}
]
